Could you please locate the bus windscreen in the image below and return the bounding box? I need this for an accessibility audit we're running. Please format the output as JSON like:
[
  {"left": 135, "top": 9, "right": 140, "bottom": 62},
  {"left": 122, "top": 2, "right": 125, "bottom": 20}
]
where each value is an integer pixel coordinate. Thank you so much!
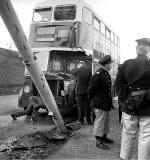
[
  {"left": 33, "top": 7, "right": 52, "bottom": 22},
  {"left": 54, "top": 5, "right": 76, "bottom": 21}
]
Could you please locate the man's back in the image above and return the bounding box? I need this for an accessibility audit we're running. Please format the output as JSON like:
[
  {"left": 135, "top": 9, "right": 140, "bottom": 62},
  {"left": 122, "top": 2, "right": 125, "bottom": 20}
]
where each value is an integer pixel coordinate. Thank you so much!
[
  {"left": 72, "top": 67, "right": 91, "bottom": 94},
  {"left": 115, "top": 38, "right": 150, "bottom": 160},
  {"left": 122, "top": 55, "right": 150, "bottom": 91},
  {"left": 115, "top": 55, "right": 150, "bottom": 116}
]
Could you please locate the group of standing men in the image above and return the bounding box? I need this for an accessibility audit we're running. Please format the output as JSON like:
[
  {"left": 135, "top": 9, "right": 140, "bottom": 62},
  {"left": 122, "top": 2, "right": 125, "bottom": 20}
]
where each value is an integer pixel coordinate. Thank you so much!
[
  {"left": 72, "top": 37, "right": 150, "bottom": 160},
  {"left": 72, "top": 55, "right": 114, "bottom": 150}
]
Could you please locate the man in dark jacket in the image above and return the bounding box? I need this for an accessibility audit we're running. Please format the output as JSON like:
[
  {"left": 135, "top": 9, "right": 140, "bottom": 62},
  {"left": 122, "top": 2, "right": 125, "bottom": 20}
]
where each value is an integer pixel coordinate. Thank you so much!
[
  {"left": 88, "top": 55, "right": 114, "bottom": 150},
  {"left": 114, "top": 38, "right": 150, "bottom": 160},
  {"left": 72, "top": 60, "right": 92, "bottom": 124},
  {"left": 11, "top": 96, "right": 50, "bottom": 122}
]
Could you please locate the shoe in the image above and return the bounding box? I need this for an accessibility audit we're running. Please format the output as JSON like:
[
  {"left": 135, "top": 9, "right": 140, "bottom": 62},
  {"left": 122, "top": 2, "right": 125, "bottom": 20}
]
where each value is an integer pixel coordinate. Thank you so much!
[
  {"left": 11, "top": 114, "right": 17, "bottom": 120},
  {"left": 76, "top": 121, "right": 84, "bottom": 125},
  {"left": 96, "top": 141, "right": 110, "bottom": 150},
  {"left": 31, "top": 116, "right": 36, "bottom": 123},
  {"left": 87, "top": 121, "right": 92, "bottom": 125},
  {"left": 102, "top": 136, "right": 113, "bottom": 143}
]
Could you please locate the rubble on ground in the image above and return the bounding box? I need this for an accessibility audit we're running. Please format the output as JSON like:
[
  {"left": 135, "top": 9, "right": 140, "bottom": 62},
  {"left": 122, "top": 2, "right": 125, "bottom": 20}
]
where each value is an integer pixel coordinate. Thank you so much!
[{"left": 0, "top": 121, "right": 81, "bottom": 159}]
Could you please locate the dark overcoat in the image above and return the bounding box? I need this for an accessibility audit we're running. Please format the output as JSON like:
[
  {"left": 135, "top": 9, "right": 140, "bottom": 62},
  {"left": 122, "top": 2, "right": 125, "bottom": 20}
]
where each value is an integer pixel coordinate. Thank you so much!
[
  {"left": 88, "top": 67, "right": 113, "bottom": 111},
  {"left": 114, "top": 55, "right": 150, "bottom": 116},
  {"left": 72, "top": 67, "right": 91, "bottom": 94}
]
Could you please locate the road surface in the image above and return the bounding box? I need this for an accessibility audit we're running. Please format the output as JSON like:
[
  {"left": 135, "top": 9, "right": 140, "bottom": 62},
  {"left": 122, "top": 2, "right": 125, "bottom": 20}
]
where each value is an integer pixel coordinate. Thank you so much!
[
  {"left": 0, "top": 95, "right": 138, "bottom": 159},
  {"left": 0, "top": 94, "right": 19, "bottom": 116}
]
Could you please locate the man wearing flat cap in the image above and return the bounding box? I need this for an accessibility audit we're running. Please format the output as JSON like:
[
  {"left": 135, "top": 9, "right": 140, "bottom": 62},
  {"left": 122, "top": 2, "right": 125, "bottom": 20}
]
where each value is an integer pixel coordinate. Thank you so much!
[
  {"left": 114, "top": 38, "right": 150, "bottom": 160},
  {"left": 88, "top": 55, "right": 114, "bottom": 150},
  {"left": 98, "top": 55, "right": 113, "bottom": 65}
]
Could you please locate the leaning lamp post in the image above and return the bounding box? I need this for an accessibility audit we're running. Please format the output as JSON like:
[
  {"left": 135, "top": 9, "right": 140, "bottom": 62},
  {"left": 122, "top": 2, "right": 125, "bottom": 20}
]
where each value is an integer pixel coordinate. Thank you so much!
[{"left": 0, "top": 0, "right": 67, "bottom": 134}]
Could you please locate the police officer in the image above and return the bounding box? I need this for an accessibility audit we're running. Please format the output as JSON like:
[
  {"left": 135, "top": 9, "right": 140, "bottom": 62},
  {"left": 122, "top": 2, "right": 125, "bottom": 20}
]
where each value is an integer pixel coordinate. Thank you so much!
[
  {"left": 72, "top": 60, "right": 92, "bottom": 124},
  {"left": 114, "top": 38, "right": 150, "bottom": 160},
  {"left": 88, "top": 55, "right": 114, "bottom": 150}
]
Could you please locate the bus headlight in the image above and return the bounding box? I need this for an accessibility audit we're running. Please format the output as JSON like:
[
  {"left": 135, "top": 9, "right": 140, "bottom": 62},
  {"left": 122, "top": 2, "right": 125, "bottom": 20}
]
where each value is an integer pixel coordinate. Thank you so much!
[{"left": 24, "top": 85, "right": 31, "bottom": 94}]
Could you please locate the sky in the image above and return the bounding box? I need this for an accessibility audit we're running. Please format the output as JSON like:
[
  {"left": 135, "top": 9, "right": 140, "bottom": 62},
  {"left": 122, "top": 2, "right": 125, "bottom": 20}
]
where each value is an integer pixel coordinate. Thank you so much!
[{"left": 0, "top": 0, "right": 150, "bottom": 63}]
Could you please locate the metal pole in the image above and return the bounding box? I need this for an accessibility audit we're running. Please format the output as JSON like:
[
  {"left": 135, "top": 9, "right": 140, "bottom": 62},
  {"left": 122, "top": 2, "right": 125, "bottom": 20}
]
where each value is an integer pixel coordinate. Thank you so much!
[{"left": 0, "top": 0, "right": 66, "bottom": 134}]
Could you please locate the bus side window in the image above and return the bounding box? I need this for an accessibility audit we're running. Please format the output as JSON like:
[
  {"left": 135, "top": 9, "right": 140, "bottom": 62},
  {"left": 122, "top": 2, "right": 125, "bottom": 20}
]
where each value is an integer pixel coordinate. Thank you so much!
[
  {"left": 93, "top": 17, "right": 100, "bottom": 31},
  {"left": 105, "top": 27, "right": 111, "bottom": 39},
  {"left": 100, "top": 21, "right": 105, "bottom": 35},
  {"left": 82, "top": 7, "right": 92, "bottom": 25}
]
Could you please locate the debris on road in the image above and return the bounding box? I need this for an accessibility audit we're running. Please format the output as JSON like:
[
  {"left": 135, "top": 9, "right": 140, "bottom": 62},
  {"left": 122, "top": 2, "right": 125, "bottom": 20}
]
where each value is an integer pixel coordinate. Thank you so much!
[
  {"left": 0, "top": 128, "right": 64, "bottom": 159},
  {"left": 0, "top": 121, "right": 81, "bottom": 159}
]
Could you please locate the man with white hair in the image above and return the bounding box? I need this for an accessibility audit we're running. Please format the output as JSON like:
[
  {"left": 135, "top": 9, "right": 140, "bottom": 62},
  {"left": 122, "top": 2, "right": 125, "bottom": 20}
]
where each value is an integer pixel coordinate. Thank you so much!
[{"left": 114, "top": 38, "right": 150, "bottom": 160}]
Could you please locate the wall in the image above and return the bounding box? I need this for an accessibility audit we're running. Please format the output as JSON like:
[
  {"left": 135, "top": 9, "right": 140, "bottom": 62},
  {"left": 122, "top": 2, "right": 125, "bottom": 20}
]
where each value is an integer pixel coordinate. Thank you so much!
[{"left": 0, "top": 48, "right": 25, "bottom": 95}]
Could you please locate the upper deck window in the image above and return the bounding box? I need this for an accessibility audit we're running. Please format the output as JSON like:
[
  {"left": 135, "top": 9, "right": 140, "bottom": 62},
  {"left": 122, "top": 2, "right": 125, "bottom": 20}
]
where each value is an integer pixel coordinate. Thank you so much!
[
  {"left": 100, "top": 22, "right": 105, "bottom": 35},
  {"left": 111, "top": 32, "right": 114, "bottom": 42},
  {"left": 117, "top": 38, "right": 120, "bottom": 46},
  {"left": 93, "top": 17, "right": 100, "bottom": 31},
  {"left": 33, "top": 7, "right": 52, "bottom": 22},
  {"left": 105, "top": 27, "right": 111, "bottom": 39},
  {"left": 54, "top": 5, "right": 76, "bottom": 21},
  {"left": 82, "top": 7, "right": 92, "bottom": 25},
  {"left": 115, "top": 35, "right": 118, "bottom": 44}
]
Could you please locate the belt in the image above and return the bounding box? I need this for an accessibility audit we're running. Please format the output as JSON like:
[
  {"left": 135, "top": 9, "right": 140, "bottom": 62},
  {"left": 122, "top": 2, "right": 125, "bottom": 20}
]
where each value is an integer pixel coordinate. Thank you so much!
[{"left": 130, "top": 90, "right": 146, "bottom": 96}]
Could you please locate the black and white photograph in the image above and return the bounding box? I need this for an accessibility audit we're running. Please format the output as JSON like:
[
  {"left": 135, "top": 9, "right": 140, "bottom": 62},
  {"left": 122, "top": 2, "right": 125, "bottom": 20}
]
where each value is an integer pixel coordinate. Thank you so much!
[{"left": 0, "top": 0, "right": 150, "bottom": 159}]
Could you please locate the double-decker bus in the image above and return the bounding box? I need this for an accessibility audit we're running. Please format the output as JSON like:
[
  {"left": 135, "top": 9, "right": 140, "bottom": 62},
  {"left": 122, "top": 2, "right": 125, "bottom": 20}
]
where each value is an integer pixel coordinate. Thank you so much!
[{"left": 18, "top": 0, "right": 120, "bottom": 115}]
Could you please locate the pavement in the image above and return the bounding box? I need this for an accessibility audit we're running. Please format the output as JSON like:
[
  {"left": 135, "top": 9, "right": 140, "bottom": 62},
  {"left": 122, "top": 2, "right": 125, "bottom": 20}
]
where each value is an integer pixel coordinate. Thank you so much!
[{"left": 0, "top": 94, "right": 20, "bottom": 116}]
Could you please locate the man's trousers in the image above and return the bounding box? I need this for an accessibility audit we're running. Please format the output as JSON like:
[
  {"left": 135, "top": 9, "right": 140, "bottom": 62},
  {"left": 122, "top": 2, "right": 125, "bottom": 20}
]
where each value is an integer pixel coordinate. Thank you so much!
[
  {"left": 120, "top": 112, "right": 150, "bottom": 160},
  {"left": 76, "top": 94, "right": 91, "bottom": 123},
  {"left": 93, "top": 109, "right": 110, "bottom": 137}
]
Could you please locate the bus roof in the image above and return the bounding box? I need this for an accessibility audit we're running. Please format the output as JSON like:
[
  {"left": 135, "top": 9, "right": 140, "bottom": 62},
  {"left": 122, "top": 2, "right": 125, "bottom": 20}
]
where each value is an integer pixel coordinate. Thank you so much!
[{"left": 34, "top": 0, "right": 89, "bottom": 9}]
